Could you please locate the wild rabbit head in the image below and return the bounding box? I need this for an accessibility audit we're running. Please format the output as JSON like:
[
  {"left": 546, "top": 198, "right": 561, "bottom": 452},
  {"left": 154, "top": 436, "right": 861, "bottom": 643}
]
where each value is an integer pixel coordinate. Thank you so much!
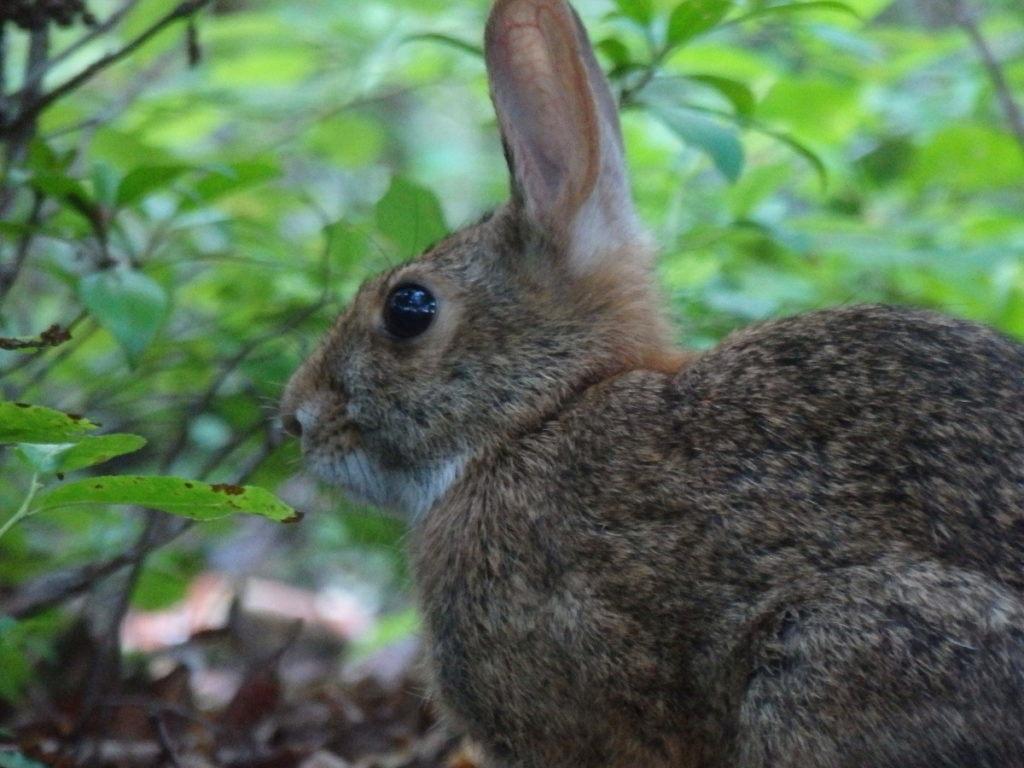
[
  {"left": 281, "top": 0, "right": 684, "bottom": 518},
  {"left": 282, "top": 1, "right": 1024, "bottom": 766}
]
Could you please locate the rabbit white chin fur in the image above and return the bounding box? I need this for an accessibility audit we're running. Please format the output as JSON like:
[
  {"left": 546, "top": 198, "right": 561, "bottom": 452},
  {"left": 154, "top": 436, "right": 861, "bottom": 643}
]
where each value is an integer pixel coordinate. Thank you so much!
[
  {"left": 307, "top": 447, "right": 467, "bottom": 520},
  {"left": 289, "top": 398, "right": 468, "bottom": 518}
]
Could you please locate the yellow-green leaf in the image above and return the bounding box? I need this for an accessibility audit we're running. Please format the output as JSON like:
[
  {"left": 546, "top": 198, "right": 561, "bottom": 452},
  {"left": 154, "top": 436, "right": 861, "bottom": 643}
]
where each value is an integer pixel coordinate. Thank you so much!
[
  {"left": 0, "top": 402, "right": 99, "bottom": 444},
  {"left": 38, "top": 476, "right": 302, "bottom": 523},
  {"left": 17, "top": 434, "right": 147, "bottom": 474}
]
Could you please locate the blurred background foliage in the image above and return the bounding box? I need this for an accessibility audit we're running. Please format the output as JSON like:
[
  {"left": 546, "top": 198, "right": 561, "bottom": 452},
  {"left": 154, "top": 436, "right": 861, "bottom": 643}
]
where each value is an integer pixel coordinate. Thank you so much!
[{"left": 0, "top": 0, "right": 1022, "bottom": 704}]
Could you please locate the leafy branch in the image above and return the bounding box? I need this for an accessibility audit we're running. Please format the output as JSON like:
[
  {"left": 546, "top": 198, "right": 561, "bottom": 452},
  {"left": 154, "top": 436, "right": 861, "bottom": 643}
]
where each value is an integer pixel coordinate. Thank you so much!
[{"left": 0, "top": 0, "right": 213, "bottom": 303}]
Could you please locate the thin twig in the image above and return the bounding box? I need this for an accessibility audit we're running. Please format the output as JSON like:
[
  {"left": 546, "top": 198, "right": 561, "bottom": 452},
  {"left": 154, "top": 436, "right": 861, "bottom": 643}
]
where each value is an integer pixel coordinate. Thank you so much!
[
  {"left": 618, "top": 30, "right": 667, "bottom": 109},
  {"left": 196, "top": 417, "right": 267, "bottom": 480},
  {"left": 21, "top": 0, "right": 143, "bottom": 93},
  {"left": 0, "top": 323, "right": 72, "bottom": 351},
  {"left": 8, "top": 0, "right": 214, "bottom": 137},
  {"left": 160, "top": 301, "right": 326, "bottom": 474},
  {"left": 0, "top": 26, "right": 49, "bottom": 217},
  {"left": 0, "top": 21, "right": 8, "bottom": 127},
  {"left": 0, "top": 520, "right": 189, "bottom": 618},
  {"left": 43, "top": 47, "right": 178, "bottom": 143},
  {"left": 1, "top": 419, "right": 282, "bottom": 621},
  {"left": 231, "top": 425, "right": 280, "bottom": 485},
  {"left": 0, "top": 189, "right": 45, "bottom": 307},
  {"left": 950, "top": 0, "right": 1024, "bottom": 159},
  {"left": 19, "top": 27, "right": 49, "bottom": 136},
  {"left": 150, "top": 711, "right": 185, "bottom": 768},
  {"left": 0, "top": 312, "right": 89, "bottom": 383}
]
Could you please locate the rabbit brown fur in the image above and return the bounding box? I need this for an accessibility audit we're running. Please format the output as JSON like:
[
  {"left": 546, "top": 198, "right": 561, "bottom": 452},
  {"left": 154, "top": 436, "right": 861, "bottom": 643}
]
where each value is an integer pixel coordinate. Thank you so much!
[{"left": 281, "top": 0, "right": 1024, "bottom": 765}]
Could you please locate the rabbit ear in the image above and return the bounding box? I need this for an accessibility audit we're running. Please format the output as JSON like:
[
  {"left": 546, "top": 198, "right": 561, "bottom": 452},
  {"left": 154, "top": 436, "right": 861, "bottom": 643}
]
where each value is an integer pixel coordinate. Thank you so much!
[{"left": 485, "top": 0, "right": 644, "bottom": 274}]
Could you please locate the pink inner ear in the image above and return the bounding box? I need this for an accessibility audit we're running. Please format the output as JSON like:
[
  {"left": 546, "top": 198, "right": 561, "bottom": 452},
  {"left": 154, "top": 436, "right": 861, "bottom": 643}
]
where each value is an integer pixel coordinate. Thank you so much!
[{"left": 486, "top": 0, "right": 601, "bottom": 225}]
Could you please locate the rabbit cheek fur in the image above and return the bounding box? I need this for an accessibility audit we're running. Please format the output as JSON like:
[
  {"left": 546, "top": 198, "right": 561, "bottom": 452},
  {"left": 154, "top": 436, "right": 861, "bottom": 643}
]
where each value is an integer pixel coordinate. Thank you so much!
[
  {"left": 281, "top": 216, "right": 678, "bottom": 520},
  {"left": 280, "top": 263, "right": 475, "bottom": 518},
  {"left": 282, "top": 0, "right": 1024, "bottom": 766}
]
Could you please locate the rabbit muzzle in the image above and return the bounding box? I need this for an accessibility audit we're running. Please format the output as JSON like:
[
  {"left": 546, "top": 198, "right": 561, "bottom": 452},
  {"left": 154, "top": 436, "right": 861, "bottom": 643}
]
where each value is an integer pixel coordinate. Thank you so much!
[{"left": 281, "top": 358, "right": 467, "bottom": 518}]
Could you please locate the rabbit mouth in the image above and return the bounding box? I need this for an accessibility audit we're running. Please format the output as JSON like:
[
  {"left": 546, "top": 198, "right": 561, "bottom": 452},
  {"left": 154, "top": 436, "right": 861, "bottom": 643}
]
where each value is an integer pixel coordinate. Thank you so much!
[{"left": 306, "top": 446, "right": 466, "bottom": 519}]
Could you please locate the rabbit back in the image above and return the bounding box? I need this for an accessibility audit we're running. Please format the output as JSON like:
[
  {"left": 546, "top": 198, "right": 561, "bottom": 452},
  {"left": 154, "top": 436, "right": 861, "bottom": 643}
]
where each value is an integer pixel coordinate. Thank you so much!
[{"left": 413, "top": 303, "right": 1024, "bottom": 767}]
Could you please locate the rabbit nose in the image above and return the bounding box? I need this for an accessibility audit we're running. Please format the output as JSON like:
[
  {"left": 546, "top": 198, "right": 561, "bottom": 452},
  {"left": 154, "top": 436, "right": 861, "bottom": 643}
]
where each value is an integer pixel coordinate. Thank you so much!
[{"left": 281, "top": 412, "right": 303, "bottom": 438}]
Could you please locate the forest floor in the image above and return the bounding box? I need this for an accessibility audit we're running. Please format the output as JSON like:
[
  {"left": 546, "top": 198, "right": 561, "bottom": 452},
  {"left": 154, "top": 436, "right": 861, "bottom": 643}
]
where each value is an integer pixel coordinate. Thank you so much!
[{"left": 1, "top": 574, "right": 476, "bottom": 768}]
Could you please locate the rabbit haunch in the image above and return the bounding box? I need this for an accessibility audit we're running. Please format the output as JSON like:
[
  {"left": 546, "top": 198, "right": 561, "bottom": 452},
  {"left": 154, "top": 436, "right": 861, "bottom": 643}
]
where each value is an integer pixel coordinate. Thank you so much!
[{"left": 281, "top": 0, "right": 1024, "bottom": 766}]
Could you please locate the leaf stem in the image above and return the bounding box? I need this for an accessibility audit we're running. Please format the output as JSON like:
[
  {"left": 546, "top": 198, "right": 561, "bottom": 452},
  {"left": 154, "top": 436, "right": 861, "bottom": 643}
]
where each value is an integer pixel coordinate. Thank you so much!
[{"left": 0, "top": 473, "right": 43, "bottom": 542}]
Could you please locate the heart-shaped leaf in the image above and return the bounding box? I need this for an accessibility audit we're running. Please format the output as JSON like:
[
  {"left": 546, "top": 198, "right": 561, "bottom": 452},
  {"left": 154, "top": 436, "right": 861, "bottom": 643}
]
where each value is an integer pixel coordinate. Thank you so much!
[
  {"left": 615, "top": 0, "right": 655, "bottom": 26},
  {"left": 375, "top": 177, "right": 448, "bottom": 257},
  {"left": 116, "top": 164, "right": 193, "bottom": 207},
  {"left": 79, "top": 269, "right": 169, "bottom": 365},
  {"left": 668, "top": 0, "right": 734, "bottom": 47},
  {"left": 652, "top": 105, "right": 745, "bottom": 181}
]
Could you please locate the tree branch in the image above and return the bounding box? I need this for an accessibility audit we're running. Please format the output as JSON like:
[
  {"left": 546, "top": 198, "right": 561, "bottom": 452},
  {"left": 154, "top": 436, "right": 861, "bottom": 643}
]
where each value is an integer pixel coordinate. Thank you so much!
[
  {"left": 951, "top": 0, "right": 1024, "bottom": 159},
  {"left": 0, "top": 312, "right": 89, "bottom": 385},
  {"left": 0, "top": 521, "right": 188, "bottom": 619},
  {"left": 0, "top": 323, "right": 72, "bottom": 351},
  {"left": 0, "top": 25, "right": 49, "bottom": 218},
  {"left": 0, "top": 21, "right": 9, "bottom": 129},
  {"left": 159, "top": 301, "right": 326, "bottom": 473},
  {"left": 0, "top": 189, "right": 45, "bottom": 306},
  {"left": 7, "top": 0, "right": 213, "bottom": 139},
  {"left": 21, "top": 0, "right": 143, "bottom": 95}
]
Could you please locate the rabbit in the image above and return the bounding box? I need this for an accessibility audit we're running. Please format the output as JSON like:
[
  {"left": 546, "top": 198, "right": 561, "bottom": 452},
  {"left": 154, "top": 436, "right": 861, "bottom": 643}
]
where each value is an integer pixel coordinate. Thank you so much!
[{"left": 280, "top": 0, "right": 1024, "bottom": 765}]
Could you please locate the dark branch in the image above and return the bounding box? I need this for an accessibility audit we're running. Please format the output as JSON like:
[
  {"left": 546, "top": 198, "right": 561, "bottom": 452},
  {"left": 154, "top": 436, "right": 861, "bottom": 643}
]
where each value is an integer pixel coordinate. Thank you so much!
[
  {"left": 951, "top": 0, "right": 1024, "bottom": 159},
  {"left": 0, "top": 189, "right": 45, "bottom": 306},
  {"left": 7, "top": 0, "right": 214, "bottom": 138},
  {"left": 21, "top": 0, "right": 143, "bottom": 95},
  {"left": 0, "top": 323, "right": 72, "bottom": 351},
  {"left": 0, "top": 519, "right": 188, "bottom": 619},
  {"left": 0, "top": 21, "right": 8, "bottom": 128}
]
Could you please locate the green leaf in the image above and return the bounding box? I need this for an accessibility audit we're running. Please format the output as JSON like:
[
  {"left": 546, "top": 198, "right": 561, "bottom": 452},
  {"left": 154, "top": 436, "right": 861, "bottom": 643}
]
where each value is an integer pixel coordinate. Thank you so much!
[
  {"left": 686, "top": 74, "right": 756, "bottom": 117},
  {"left": 728, "top": 1, "right": 861, "bottom": 25},
  {"left": 324, "top": 220, "right": 373, "bottom": 275},
  {"left": 615, "top": 0, "right": 655, "bottom": 26},
  {"left": 757, "top": 125, "right": 829, "bottom": 189},
  {"left": 133, "top": 549, "right": 193, "bottom": 610},
  {"left": 375, "top": 176, "right": 449, "bottom": 257},
  {"left": 184, "top": 162, "right": 279, "bottom": 207},
  {"left": 652, "top": 106, "right": 745, "bottom": 181},
  {"left": 0, "top": 617, "right": 32, "bottom": 705},
  {"left": 668, "top": 0, "right": 734, "bottom": 47},
  {"left": 91, "top": 162, "right": 121, "bottom": 208},
  {"left": 910, "top": 124, "right": 1024, "bottom": 193},
  {"left": 79, "top": 269, "right": 169, "bottom": 365},
  {"left": 404, "top": 33, "right": 483, "bottom": 58},
  {"left": 116, "top": 164, "right": 193, "bottom": 207},
  {"left": 596, "top": 37, "right": 634, "bottom": 72},
  {"left": 303, "top": 114, "right": 385, "bottom": 167},
  {"left": 0, "top": 221, "right": 32, "bottom": 238},
  {"left": 0, "top": 402, "right": 99, "bottom": 444},
  {"left": 28, "top": 172, "right": 90, "bottom": 202},
  {"left": 17, "top": 434, "right": 147, "bottom": 474},
  {"left": 26, "top": 137, "right": 73, "bottom": 174},
  {"left": 37, "top": 476, "right": 302, "bottom": 523}
]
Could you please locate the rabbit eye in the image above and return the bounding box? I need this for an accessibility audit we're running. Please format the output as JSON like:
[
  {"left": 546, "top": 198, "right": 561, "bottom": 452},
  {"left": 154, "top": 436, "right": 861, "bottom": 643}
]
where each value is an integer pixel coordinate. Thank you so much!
[{"left": 383, "top": 283, "right": 437, "bottom": 340}]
